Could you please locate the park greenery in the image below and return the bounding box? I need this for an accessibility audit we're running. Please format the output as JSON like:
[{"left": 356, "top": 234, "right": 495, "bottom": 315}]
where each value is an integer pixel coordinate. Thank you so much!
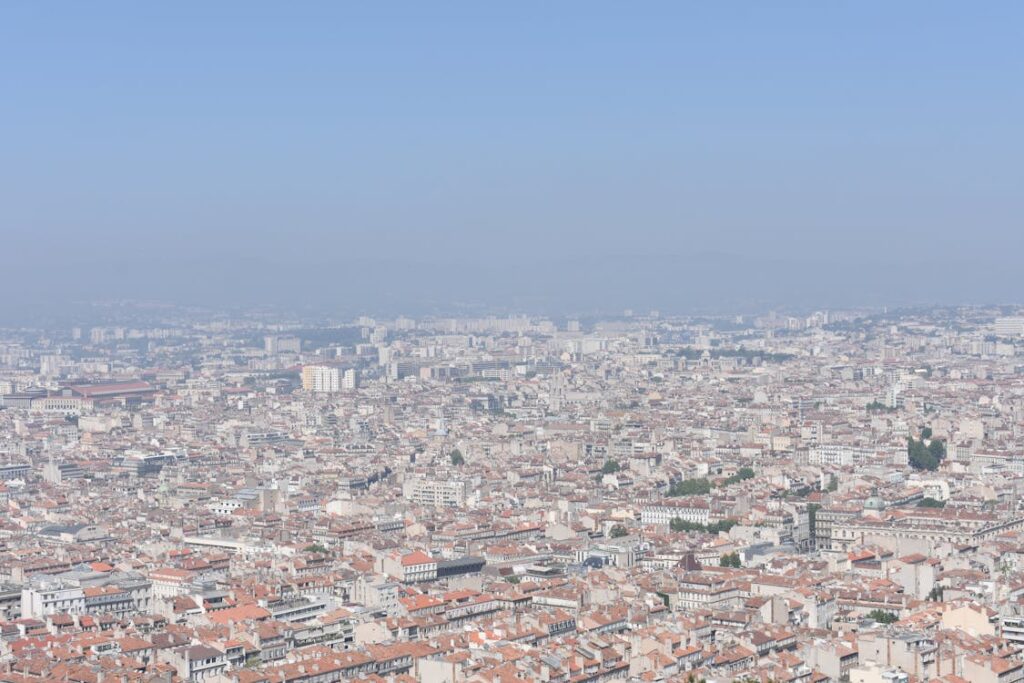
[
  {"left": 867, "top": 609, "right": 899, "bottom": 624},
  {"left": 907, "top": 436, "right": 945, "bottom": 470},
  {"left": 807, "top": 503, "right": 821, "bottom": 538},
  {"left": 602, "top": 459, "right": 621, "bottom": 474},
  {"left": 664, "top": 466, "right": 761, "bottom": 533},
  {"left": 723, "top": 466, "right": 755, "bottom": 486},
  {"left": 668, "top": 477, "right": 713, "bottom": 496},
  {"left": 670, "top": 518, "right": 738, "bottom": 534},
  {"left": 719, "top": 552, "right": 742, "bottom": 567},
  {"left": 668, "top": 466, "right": 754, "bottom": 497}
]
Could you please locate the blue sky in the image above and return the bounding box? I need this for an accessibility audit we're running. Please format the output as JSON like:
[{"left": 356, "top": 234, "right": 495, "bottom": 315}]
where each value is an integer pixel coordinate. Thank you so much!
[{"left": 2, "top": 2, "right": 1022, "bottom": 316}]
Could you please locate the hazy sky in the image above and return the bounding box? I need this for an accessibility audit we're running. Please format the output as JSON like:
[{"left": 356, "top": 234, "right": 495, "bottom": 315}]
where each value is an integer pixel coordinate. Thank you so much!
[{"left": 2, "top": 2, "right": 1022, "bottom": 317}]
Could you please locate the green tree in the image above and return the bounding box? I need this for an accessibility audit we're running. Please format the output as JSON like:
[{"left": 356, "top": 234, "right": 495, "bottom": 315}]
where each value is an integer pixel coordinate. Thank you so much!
[
  {"left": 671, "top": 517, "right": 703, "bottom": 532},
  {"left": 807, "top": 503, "right": 821, "bottom": 539},
  {"left": 866, "top": 609, "right": 899, "bottom": 624},
  {"left": 917, "top": 497, "right": 945, "bottom": 508},
  {"left": 921, "top": 426, "right": 933, "bottom": 439},
  {"left": 907, "top": 437, "right": 943, "bottom": 471},
  {"left": 826, "top": 475, "right": 838, "bottom": 492},
  {"left": 723, "top": 467, "right": 756, "bottom": 486},
  {"left": 609, "top": 524, "right": 628, "bottom": 538},
  {"left": 304, "top": 543, "right": 329, "bottom": 554},
  {"left": 670, "top": 517, "right": 737, "bottom": 534},
  {"left": 719, "top": 552, "right": 742, "bottom": 568},
  {"left": 668, "top": 478, "right": 712, "bottom": 497},
  {"left": 709, "top": 519, "right": 738, "bottom": 534},
  {"left": 450, "top": 449, "right": 465, "bottom": 466},
  {"left": 602, "top": 459, "right": 621, "bottom": 474}
]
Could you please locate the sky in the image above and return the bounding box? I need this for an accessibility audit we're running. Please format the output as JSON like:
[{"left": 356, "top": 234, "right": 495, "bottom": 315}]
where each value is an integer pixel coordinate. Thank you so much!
[{"left": 2, "top": 2, "right": 1022, "bottom": 318}]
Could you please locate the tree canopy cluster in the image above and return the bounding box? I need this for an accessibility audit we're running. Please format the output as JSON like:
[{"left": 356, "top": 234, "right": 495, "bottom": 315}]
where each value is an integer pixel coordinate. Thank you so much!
[
  {"left": 668, "top": 467, "right": 755, "bottom": 497},
  {"left": 907, "top": 437, "right": 945, "bottom": 470},
  {"left": 719, "top": 552, "right": 742, "bottom": 567},
  {"left": 723, "top": 467, "right": 755, "bottom": 486},
  {"left": 867, "top": 609, "right": 899, "bottom": 624},
  {"left": 670, "top": 518, "right": 737, "bottom": 534},
  {"left": 601, "top": 459, "right": 621, "bottom": 474},
  {"left": 668, "top": 477, "right": 712, "bottom": 496}
]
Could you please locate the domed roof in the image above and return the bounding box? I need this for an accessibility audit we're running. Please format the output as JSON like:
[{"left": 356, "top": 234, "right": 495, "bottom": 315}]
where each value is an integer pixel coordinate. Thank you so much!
[{"left": 864, "top": 488, "right": 886, "bottom": 511}]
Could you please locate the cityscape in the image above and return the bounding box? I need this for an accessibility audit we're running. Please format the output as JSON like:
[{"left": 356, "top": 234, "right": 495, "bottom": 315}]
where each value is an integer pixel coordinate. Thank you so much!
[
  {"left": 4, "top": 2, "right": 1024, "bottom": 682},
  {"left": 2, "top": 306, "right": 1024, "bottom": 682}
]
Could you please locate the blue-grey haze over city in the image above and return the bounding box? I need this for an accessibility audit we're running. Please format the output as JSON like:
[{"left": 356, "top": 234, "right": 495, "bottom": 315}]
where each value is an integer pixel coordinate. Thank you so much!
[{"left": 2, "top": 2, "right": 1023, "bottom": 317}]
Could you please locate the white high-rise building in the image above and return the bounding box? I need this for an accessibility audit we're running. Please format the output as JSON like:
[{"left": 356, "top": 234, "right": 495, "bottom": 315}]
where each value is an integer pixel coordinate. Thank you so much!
[
  {"left": 995, "top": 317, "right": 1024, "bottom": 336},
  {"left": 342, "top": 368, "right": 358, "bottom": 391},
  {"left": 402, "top": 477, "right": 467, "bottom": 507},
  {"left": 301, "top": 366, "right": 340, "bottom": 393},
  {"left": 266, "top": 335, "right": 302, "bottom": 354}
]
